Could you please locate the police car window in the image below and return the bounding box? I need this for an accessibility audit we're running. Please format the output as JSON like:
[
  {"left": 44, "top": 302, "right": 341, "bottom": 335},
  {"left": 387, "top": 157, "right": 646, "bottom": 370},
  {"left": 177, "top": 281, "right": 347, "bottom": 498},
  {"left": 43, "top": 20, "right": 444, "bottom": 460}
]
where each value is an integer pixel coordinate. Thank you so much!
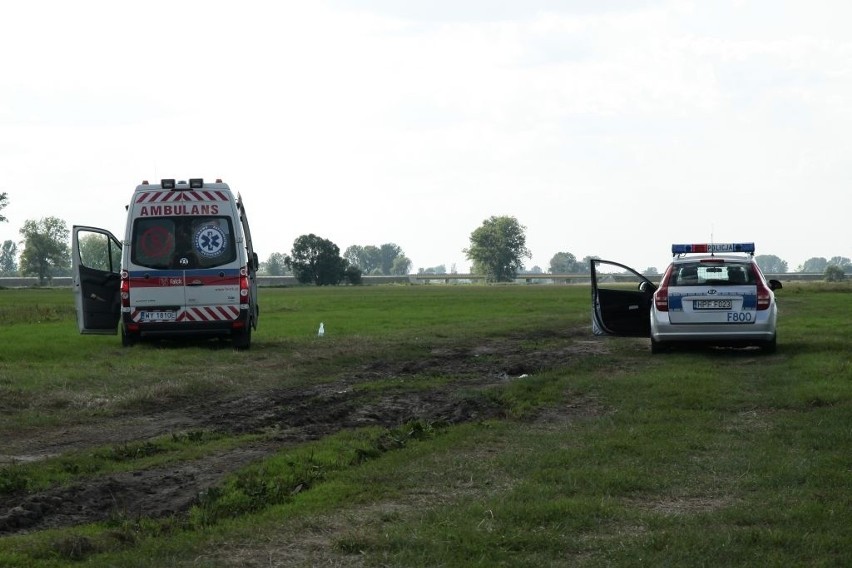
[
  {"left": 672, "top": 263, "right": 754, "bottom": 286},
  {"left": 670, "top": 264, "right": 699, "bottom": 286}
]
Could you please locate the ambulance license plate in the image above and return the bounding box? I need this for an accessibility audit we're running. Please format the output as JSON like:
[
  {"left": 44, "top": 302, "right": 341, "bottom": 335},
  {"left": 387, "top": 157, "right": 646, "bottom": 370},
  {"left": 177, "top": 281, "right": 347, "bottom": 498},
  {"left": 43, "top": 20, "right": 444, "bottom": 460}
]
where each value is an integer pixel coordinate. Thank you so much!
[
  {"left": 694, "top": 299, "right": 732, "bottom": 310},
  {"left": 140, "top": 311, "right": 177, "bottom": 322}
]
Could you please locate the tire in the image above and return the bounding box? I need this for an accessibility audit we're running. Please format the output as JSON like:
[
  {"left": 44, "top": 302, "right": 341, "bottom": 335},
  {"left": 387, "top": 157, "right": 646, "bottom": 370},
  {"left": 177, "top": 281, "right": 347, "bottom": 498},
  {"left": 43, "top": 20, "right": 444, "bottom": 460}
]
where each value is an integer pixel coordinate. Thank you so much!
[
  {"left": 121, "top": 326, "right": 138, "bottom": 347},
  {"left": 232, "top": 326, "right": 252, "bottom": 350},
  {"left": 760, "top": 335, "right": 777, "bottom": 354},
  {"left": 650, "top": 337, "right": 667, "bottom": 354}
]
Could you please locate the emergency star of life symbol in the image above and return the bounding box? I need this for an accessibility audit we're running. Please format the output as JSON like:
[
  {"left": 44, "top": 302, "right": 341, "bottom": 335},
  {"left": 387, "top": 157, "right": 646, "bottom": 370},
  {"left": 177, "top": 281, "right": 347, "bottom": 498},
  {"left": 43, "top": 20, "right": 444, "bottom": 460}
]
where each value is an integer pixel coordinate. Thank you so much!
[{"left": 194, "top": 225, "right": 227, "bottom": 258}]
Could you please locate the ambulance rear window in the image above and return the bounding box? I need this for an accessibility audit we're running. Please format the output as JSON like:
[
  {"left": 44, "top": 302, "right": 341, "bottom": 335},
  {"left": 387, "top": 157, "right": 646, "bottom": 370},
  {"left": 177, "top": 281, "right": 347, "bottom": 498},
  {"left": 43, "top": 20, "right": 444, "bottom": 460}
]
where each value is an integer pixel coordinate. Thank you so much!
[{"left": 131, "top": 216, "right": 237, "bottom": 269}]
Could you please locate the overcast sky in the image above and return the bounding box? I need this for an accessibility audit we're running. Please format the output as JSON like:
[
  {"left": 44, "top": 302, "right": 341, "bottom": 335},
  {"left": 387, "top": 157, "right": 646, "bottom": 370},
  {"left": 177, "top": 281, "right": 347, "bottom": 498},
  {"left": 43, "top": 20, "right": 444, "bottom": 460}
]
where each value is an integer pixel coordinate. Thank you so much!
[{"left": 1, "top": 0, "right": 850, "bottom": 273}]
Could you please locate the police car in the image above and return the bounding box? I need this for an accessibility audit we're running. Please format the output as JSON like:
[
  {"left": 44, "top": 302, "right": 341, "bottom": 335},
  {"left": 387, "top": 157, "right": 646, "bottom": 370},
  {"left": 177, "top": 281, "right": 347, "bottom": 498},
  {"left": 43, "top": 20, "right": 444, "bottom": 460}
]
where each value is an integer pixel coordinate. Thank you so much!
[{"left": 591, "top": 243, "right": 782, "bottom": 353}]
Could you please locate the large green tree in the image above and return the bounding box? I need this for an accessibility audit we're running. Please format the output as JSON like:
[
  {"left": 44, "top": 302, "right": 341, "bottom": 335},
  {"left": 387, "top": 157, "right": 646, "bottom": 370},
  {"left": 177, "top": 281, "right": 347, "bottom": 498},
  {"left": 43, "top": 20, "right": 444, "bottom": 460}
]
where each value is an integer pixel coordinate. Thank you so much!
[
  {"left": 824, "top": 265, "right": 846, "bottom": 282},
  {"left": 828, "top": 256, "right": 851, "bottom": 273},
  {"left": 464, "top": 215, "right": 531, "bottom": 283},
  {"left": 343, "top": 245, "right": 382, "bottom": 274},
  {"left": 580, "top": 256, "right": 597, "bottom": 273},
  {"left": 264, "top": 252, "right": 289, "bottom": 276},
  {"left": 800, "top": 257, "right": 827, "bottom": 273},
  {"left": 391, "top": 255, "right": 412, "bottom": 276},
  {"left": 0, "top": 195, "right": 11, "bottom": 275},
  {"left": 379, "top": 243, "right": 402, "bottom": 275},
  {"left": 755, "top": 254, "right": 788, "bottom": 274},
  {"left": 549, "top": 251, "right": 580, "bottom": 274},
  {"left": 0, "top": 192, "right": 8, "bottom": 223},
  {"left": 286, "top": 234, "right": 347, "bottom": 286},
  {"left": 19, "top": 217, "right": 70, "bottom": 285},
  {"left": 0, "top": 240, "right": 17, "bottom": 275},
  {"left": 345, "top": 243, "right": 410, "bottom": 275}
]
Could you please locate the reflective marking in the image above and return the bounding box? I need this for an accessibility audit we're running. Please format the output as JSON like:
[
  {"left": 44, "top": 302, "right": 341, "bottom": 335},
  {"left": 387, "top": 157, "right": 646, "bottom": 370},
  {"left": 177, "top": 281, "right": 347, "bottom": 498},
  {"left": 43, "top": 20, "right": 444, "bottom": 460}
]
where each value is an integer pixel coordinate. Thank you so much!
[{"left": 135, "top": 191, "right": 229, "bottom": 203}]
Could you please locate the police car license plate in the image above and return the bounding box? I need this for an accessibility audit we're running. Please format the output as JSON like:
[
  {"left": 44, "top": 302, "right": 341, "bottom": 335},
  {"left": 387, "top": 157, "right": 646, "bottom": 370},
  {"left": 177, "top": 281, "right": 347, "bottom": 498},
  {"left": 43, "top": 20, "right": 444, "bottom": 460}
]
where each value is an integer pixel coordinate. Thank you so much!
[
  {"left": 140, "top": 311, "right": 176, "bottom": 322},
  {"left": 694, "top": 299, "right": 732, "bottom": 310}
]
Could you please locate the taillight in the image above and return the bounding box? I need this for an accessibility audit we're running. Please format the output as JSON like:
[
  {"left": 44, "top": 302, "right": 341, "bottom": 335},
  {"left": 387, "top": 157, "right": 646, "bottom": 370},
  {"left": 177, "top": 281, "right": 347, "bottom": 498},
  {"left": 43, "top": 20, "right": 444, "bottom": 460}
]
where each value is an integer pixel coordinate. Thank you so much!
[
  {"left": 239, "top": 267, "right": 249, "bottom": 299},
  {"left": 654, "top": 265, "right": 674, "bottom": 312},
  {"left": 750, "top": 265, "right": 772, "bottom": 310},
  {"left": 120, "top": 270, "right": 130, "bottom": 308},
  {"left": 756, "top": 281, "right": 772, "bottom": 310},
  {"left": 234, "top": 267, "right": 250, "bottom": 330},
  {"left": 654, "top": 287, "right": 669, "bottom": 311}
]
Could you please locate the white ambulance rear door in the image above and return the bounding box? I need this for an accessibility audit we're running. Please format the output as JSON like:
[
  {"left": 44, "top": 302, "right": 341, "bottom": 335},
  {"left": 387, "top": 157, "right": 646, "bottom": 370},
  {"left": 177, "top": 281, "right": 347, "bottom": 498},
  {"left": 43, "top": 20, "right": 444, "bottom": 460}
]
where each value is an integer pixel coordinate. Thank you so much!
[{"left": 71, "top": 226, "right": 122, "bottom": 334}]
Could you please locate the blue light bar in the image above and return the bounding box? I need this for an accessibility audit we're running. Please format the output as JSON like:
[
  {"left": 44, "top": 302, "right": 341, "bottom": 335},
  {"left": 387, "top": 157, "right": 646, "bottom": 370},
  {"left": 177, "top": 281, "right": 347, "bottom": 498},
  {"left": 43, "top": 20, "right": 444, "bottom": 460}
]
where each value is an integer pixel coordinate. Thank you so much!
[{"left": 672, "top": 242, "right": 755, "bottom": 255}]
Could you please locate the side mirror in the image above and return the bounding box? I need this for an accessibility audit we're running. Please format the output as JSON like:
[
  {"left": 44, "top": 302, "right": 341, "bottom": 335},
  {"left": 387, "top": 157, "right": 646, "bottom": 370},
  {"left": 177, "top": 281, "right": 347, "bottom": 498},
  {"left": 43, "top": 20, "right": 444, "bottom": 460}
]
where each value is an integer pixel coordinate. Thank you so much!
[
  {"left": 639, "top": 280, "right": 656, "bottom": 293},
  {"left": 252, "top": 252, "right": 259, "bottom": 272},
  {"left": 768, "top": 279, "right": 782, "bottom": 291}
]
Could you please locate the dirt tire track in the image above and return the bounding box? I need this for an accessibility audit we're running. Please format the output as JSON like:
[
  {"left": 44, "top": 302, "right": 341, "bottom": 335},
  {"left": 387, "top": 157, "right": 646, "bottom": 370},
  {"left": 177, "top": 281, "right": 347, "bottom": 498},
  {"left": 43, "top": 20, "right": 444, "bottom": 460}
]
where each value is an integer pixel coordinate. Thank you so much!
[{"left": 0, "top": 332, "right": 599, "bottom": 536}]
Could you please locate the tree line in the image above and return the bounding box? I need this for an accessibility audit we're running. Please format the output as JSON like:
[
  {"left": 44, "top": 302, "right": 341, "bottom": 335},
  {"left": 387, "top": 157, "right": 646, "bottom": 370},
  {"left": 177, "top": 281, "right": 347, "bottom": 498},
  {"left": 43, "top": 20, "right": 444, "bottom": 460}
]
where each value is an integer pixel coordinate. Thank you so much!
[
  {"left": 0, "top": 194, "right": 849, "bottom": 286},
  {"left": 260, "top": 216, "right": 850, "bottom": 285},
  {"left": 260, "top": 237, "right": 413, "bottom": 286},
  {"left": 0, "top": 195, "right": 72, "bottom": 284}
]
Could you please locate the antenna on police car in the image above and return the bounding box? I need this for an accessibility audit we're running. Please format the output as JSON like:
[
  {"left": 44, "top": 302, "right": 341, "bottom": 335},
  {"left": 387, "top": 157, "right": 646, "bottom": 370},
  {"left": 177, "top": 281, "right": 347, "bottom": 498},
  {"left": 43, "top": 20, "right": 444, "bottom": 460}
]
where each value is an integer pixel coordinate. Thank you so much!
[{"left": 710, "top": 227, "right": 715, "bottom": 256}]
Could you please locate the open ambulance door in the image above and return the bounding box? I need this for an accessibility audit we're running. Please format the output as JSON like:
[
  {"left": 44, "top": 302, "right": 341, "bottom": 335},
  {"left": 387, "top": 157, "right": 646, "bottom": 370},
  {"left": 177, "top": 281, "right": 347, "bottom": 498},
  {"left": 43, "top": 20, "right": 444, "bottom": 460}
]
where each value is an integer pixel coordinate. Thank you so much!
[
  {"left": 237, "top": 194, "right": 259, "bottom": 329},
  {"left": 72, "top": 226, "right": 123, "bottom": 334},
  {"left": 591, "top": 259, "right": 656, "bottom": 337}
]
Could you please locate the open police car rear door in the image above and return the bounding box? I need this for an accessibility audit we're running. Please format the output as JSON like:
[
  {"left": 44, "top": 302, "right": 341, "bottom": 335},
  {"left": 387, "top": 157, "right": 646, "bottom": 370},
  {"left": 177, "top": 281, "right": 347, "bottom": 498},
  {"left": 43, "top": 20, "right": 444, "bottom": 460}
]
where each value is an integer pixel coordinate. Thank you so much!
[
  {"left": 591, "top": 259, "right": 655, "bottom": 337},
  {"left": 71, "top": 226, "right": 123, "bottom": 334}
]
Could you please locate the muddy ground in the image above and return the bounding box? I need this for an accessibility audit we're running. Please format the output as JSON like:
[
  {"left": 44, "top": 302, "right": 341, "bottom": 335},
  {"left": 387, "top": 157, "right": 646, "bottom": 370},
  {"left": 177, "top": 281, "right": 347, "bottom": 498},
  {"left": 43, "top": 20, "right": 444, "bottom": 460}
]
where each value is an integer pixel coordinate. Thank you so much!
[{"left": 0, "top": 331, "right": 609, "bottom": 537}]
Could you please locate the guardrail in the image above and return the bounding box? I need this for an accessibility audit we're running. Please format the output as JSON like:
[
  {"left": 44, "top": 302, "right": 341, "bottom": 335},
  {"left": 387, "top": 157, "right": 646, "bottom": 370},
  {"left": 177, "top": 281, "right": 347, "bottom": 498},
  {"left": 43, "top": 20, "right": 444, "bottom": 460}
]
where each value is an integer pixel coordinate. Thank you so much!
[
  {"left": 0, "top": 275, "right": 415, "bottom": 288},
  {"left": 0, "top": 272, "right": 832, "bottom": 289},
  {"left": 409, "top": 273, "right": 591, "bottom": 284},
  {"left": 407, "top": 273, "right": 829, "bottom": 284}
]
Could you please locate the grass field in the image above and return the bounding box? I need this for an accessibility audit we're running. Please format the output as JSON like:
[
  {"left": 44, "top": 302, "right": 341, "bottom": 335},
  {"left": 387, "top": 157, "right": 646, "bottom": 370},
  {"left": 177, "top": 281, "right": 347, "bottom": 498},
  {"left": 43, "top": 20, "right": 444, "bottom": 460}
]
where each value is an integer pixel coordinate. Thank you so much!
[{"left": 0, "top": 283, "right": 850, "bottom": 567}]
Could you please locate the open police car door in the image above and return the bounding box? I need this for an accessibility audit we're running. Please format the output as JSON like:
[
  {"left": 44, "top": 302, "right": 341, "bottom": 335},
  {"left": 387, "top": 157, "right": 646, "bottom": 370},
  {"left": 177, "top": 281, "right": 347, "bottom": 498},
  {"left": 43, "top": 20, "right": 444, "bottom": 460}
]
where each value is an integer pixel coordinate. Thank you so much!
[
  {"left": 71, "top": 226, "right": 123, "bottom": 334},
  {"left": 591, "top": 259, "right": 656, "bottom": 337}
]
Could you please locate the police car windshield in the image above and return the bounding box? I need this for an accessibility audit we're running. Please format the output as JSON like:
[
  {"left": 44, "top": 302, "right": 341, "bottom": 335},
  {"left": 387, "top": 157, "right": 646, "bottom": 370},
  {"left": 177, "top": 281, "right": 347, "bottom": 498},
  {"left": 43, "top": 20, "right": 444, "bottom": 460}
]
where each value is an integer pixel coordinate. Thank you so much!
[
  {"left": 131, "top": 216, "right": 237, "bottom": 269},
  {"left": 669, "top": 262, "right": 754, "bottom": 286}
]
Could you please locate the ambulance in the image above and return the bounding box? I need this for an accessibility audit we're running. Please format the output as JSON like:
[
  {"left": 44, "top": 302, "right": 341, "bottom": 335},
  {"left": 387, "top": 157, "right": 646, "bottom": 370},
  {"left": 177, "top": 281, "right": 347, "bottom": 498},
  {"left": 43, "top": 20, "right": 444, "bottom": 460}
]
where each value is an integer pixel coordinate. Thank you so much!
[{"left": 71, "top": 178, "right": 259, "bottom": 348}]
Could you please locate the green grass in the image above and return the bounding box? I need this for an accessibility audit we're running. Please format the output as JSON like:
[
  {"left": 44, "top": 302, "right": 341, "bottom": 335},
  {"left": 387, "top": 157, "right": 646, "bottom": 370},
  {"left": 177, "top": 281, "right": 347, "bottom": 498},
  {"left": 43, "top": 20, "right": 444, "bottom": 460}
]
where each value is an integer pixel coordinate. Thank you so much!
[
  {"left": 0, "top": 282, "right": 850, "bottom": 566},
  {"left": 0, "top": 430, "right": 260, "bottom": 495}
]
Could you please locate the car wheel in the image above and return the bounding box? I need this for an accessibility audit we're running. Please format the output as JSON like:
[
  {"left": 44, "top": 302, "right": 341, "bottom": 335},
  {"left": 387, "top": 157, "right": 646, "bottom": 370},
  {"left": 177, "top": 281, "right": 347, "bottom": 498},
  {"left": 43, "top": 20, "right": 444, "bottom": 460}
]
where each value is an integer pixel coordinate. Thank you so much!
[
  {"left": 760, "top": 336, "right": 777, "bottom": 354},
  {"left": 233, "top": 326, "right": 252, "bottom": 350},
  {"left": 121, "top": 327, "right": 138, "bottom": 347},
  {"left": 650, "top": 337, "right": 667, "bottom": 354}
]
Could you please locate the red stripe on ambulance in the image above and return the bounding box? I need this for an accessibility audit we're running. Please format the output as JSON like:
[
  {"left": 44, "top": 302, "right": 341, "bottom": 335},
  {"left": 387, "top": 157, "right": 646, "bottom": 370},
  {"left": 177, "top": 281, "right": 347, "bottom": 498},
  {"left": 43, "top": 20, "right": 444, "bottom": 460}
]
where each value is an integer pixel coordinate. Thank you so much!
[{"left": 135, "top": 191, "right": 229, "bottom": 204}]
